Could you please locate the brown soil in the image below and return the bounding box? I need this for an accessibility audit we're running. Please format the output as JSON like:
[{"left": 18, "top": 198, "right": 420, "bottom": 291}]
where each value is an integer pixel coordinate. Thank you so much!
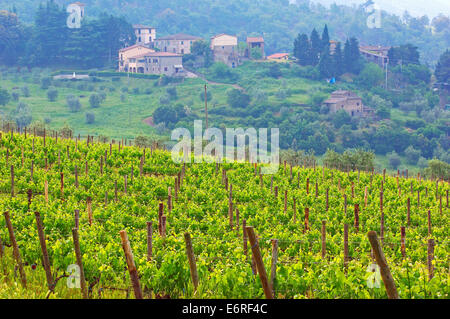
[{"left": 143, "top": 116, "right": 154, "bottom": 127}]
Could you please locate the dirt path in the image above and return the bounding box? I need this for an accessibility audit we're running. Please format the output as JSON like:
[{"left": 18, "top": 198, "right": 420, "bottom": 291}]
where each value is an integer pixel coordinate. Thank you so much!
[{"left": 143, "top": 116, "right": 154, "bottom": 127}]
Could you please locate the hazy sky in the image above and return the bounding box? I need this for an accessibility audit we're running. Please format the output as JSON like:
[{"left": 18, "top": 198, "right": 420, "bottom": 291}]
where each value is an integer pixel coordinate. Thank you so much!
[{"left": 306, "top": 0, "right": 450, "bottom": 18}]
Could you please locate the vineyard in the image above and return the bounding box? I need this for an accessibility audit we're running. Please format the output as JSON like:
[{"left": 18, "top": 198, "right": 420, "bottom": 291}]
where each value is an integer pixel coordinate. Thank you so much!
[{"left": 0, "top": 128, "right": 448, "bottom": 299}]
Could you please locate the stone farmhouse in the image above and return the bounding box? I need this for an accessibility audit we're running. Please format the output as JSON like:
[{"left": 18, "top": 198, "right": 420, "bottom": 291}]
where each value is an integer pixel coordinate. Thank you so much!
[
  {"left": 246, "top": 37, "right": 265, "bottom": 59},
  {"left": 133, "top": 25, "right": 156, "bottom": 47},
  {"left": 154, "top": 33, "right": 202, "bottom": 55},
  {"left": 210, "top": 34, "right": 242, "bottom": 68},
  {"left": 324, "top": 90, "right": 374, "bottom": 117}
]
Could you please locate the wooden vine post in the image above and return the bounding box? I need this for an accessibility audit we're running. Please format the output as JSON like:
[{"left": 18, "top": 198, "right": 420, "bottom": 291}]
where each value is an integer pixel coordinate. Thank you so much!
[
  {"left": 270, "top": 239, "right": 279, "bottom": 296},
  {"left": 119, "top": 230, "right": 143, "bottom": 299},
  {"left": 4, "top": 212, "right": 27, "bottom": 287},
  {"left": 35, "top": 212, "right": 53, "bottom": 290},
  {"left": 354, "top": 204, "right": 360, "bottom": 234},
  {"left": 400, "top": 227, "right": 406, "bottom": 259},
  {"left": 245, "top": 226, "right": 273, "bottom": 299},
  {"left": 10, "top": 165, "right": 14, "bottom": 197},
  {"left": 184, "top": 232, "right": 199, "bottom": 292},
  {"left": 367, "top": 231, "right": 399, "bottom": 299},
  {"left": 87, "top": 197, "right": 93, "bottom": 226}
]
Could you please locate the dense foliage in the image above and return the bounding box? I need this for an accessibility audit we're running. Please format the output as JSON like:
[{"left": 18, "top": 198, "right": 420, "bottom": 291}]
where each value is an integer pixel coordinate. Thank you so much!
[{"left": 0, "top": 131, "right": 448, "bottom": 299}]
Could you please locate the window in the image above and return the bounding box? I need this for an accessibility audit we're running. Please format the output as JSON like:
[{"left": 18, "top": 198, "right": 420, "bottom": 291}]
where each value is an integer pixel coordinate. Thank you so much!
[
  {"left": 138, "top": 36, "right": 141, "bottom": 42},
  {"left": 181, "top": 41, "right": 184, "bottom": 45},
  {"left": 164, "top": 67, "right": 168, "bottom": 71},
  {"left": 181, "top": 49, "right": 184, "bottom": 54},
  {"left": 138, "top": 29, "right": 141, "bottom": 34}
]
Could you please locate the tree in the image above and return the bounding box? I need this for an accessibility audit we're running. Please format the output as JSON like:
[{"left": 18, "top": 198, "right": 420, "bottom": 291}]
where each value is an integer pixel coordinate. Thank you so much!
[
  {"left": 227, "top": 89, "right": 251, "bottom": 108},
  {"left": 15, "top": 101, "right": 32, "bottom": 129},
  {"left": 321, "top": 24, "right": 330, "bottom": 53},
  {"left": 309, "top": 28, "right": 321, "bottom": 65},
  {"left": 431, "top": 14, "right": 450, "bottom": 33},
  {"left": 318, "top": 49, "right": 335, "bottom": 78},
  {"left": 89, "top": 93, "right": 102, "bottom": 108},
  {"left": 343, "top": 39, "right": 352, "bottom": 74},
  {"left": 435, "top": 49, "right": 450, "bottom": 83},
  {"left": 357, "top": 63, "right": 384, "bottom": 88},
  {"left": 153, "top": 105, "right": 178, "bottom": 124},
  {"left": 333, "top": 42, "right": 344, "bottom": 76},
  {"left": 388, "top": 44, "right": 420, "bottom": 66},
  {"left": 85, "top": 112, "right": 95, "bottom": 124},
  {"left": 250, "top": 47, "right": 262, "bottom": 60},
  {"left": 268, "top": 63, "right": 282, "bottom": 78},
  {"left": 166, "top": 87, "right": 177, "bottom": 100},
  {"left": 293, "top": 33, "right": 311, "bottom": 65},
  {"left": 41, "top": 76, "right": 51, "bottom": 89},
  {"left": 387, "top": 151, "right": 401, "bottom": 169},
  {"left": 200, "top": 90, "right": 212, "bottom": 102},
  {"left": 66, "top": 94, "right": 81, "bottom": 112},
  {"left": 0, "top": 87, "right": 10, "bottom": 106},
  {"left": 191, "top": 40, "right": 213, "bottom": 67},
  {"left": 0, "top": 10, "right": 25, "bottom": 65},
  {"left": 332, "top": 110, "right": 351, "bottom": 128},
  {"left": 47, "top": 87, "right": 58, "bottom": 101},
  {"left": 405, "top": 145, "right": 421, "bottom": 165}
]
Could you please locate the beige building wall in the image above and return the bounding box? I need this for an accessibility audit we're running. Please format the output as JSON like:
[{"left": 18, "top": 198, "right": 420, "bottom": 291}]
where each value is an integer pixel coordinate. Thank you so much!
[
  {"left": 118, "top": 45, "right": 155, "bottom": 72},
  {"left": 210, "top": 34, "right": 238, "bottom": 48}
]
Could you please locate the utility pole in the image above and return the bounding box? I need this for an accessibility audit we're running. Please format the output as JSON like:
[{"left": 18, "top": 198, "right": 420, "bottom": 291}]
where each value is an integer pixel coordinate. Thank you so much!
[{"left": 204, "top": 84, "right": 209, "bottom": 130}]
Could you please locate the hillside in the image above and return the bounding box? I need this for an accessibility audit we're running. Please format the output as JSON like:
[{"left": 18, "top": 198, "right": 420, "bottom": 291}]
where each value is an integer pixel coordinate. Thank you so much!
[{"left": 0, "top": 0, "right": 449, "bottom": 65}]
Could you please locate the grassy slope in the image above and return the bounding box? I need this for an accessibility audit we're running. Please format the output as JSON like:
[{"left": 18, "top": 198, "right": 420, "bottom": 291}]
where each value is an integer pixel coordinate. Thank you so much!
[{"left": 0, "top": 63, "right": 425, "bottom": 173}]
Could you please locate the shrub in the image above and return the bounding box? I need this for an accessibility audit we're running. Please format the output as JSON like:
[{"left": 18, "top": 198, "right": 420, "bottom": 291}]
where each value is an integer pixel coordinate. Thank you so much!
[
  {"left": 11, "top": 91, "right": 19, "bottom": 101},
  {"left": 89, "top": 93, "right": 102, "bottom": 108},
  {"left": 85, "top": 112, "right": 95, "bottom": 124},
  {"left": 387, "top": 151, "right": 401, "bottom": 169},
  {"left": 227, "top": 89, "right": 251, "bottom": 108},
  {"left": 0, "top": 87, "right": 11, "bottom": 106},
  {"left": 15, "top": 102, "right": 32, "bottom": 129},
  {"left": 166, "top": 87, "right": 177, "bottom": 99},
  {"left": 404, "top": 146, "right": 421, "bottom": 165},
  {"left": 40, "top": 77, "right": 52, "bottom": 90},
  {"left": 47, "top": 87, "right": 59, "bottom": 102},
  {"left": 21, "top": 86, "right": 30, "bottom": 97},
  {"left": 66, "top": 95, "right": 81, "bottom": 112}
]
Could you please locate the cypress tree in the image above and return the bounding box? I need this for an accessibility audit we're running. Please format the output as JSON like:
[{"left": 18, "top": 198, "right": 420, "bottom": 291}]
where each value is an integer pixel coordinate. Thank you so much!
[
  {"left": 321, "top": 24, "right": 330, "bottom": 53},
  {"left": 310, "top": 28, "right": 321, "bottom": 66},
  {"left": 333, "top": 42, "right": 344, "bottom": 77},
  {"left": 294, "top": 33, "right": 311, "bottom": 66},
  {"left": 343, "top": 39, "right": 352, "bottom": 74}
]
